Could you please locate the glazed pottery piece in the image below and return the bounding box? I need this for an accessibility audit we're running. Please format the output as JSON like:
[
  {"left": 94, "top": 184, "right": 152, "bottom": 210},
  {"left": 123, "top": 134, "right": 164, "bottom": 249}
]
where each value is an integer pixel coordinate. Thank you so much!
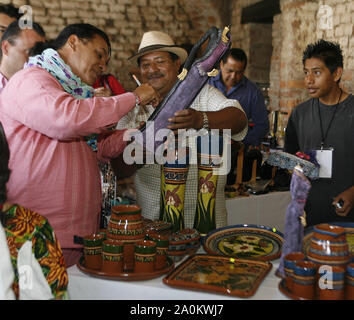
[
  {"left": 316, "top": 265, "right": 345, "bottom": 300},
  {"left": 83, "top": 233, "right": 105, "bottom": 270},
  {"left": 180, "top": 228, "right": 201, "bottom": 254},
  {"left": 146, "top": 231, "right": 169, "bottom": 270},
  {"left": 307, "top": 224, "right": 350, "bottom": 267},
  {"left": 303, "top": 222, "right": 354, "bottom": 262},
  {"left": 101, "top": 239, "right": 124, "bottom": 273},
  {"left": 160, "top": 145, "right": 189, "bottom": 232},
  {"left": 107, "top": 205, "right": 145, "bottom": 271},
  {"left": 193, "top": 134, "right": 223, "bottom": 236},
  {"left": 292, "top": 260, "right": 317, "bottom": 299},
  {"left": 134, "top": 240, "right": 156, "bottom": 273},
  {"left": 77, "top": 255, "right": 174, "bottom": 281},
  {"left": 346, "top": 263, "right": 354, "bottom": 300},
  {"left": 203, "top": 224, "right": 284, "bottom": 261},
  {"left": 163, "top": 254, "right": 272, "bottom": 298},
  {"left": 283, "top": 252, "right": 306, "bottom": 292}
]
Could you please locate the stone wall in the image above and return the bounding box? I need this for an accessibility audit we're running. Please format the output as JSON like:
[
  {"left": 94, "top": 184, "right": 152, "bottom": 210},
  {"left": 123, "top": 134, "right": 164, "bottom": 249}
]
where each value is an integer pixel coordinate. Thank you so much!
[
  {"left": 269, "top": 0, "right": 354, "bottom": 116},
  {"left": 3, "top": 0, "right": 353, "bottom": 113},
  {"left": 4, "top": 0, "right": 224, "bottom": 91}
]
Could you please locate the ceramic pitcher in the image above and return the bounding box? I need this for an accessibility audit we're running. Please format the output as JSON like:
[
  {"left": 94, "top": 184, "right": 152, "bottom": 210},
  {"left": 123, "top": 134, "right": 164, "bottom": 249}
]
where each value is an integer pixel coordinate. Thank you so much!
[{"left": 307, "top": 223, "right": 350, "bottom": 267}]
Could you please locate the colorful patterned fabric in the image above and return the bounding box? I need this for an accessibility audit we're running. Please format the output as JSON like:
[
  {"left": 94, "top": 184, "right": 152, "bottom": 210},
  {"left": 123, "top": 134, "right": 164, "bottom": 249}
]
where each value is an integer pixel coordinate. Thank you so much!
[
  {"left": 25, "top": 48, "right": 99, "bottom": 152},
  {"left": 4, "top": 204, "right": 68, "bottom": 300}
]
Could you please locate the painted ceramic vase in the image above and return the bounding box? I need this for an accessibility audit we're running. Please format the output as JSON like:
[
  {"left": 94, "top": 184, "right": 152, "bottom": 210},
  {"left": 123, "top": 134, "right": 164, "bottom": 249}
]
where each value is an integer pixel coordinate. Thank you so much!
[
  {"left": 160, "top": 145, "right": 189, "bottom": 232},
  {"left": 307, "top": 224, "right": 350, "bottom": 267},
  {"left": 83, "top": 233, "right": 105, "bottom": 270},
  {"left": 107, "top": 205, "right": 145, "bottom": 271},
  {"left": 193, "top": 134, "right": 223, "bottom": 236},
  {"left": 292, "top": 260, "right": 317, "bottom": 299},
  {"left": 346, "top": 263, "right": 354, "bottom": 300},
  {"left": 134, "top": 240, "right": 156, "bottom": 273},
  {"left": 146, "top": 231, "right": 170, "bottom": 270},
  {"left": 316, "top": 265, "right": 345, "bottom": 300},
  {"left": 101, "top": 239, "right": 124, "bottom": 273}
]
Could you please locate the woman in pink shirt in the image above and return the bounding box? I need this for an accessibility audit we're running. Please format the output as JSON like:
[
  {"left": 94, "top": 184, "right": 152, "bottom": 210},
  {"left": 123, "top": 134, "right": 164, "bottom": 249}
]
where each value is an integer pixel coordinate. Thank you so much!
[{"left": 0, "top": 24, "right": 160, "bottom": 267}]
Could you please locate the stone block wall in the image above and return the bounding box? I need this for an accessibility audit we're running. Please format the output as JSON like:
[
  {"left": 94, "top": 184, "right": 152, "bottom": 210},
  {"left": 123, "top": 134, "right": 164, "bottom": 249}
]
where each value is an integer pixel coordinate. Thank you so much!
[
  {"left": 269, "top": 0, "right": 354, "bottom": 117},
  {"left": 3, "top": 0, "right": 353, "bottom": 115},
  {"left": 5, "top": 0, "right": 223, "bottom": 91}
]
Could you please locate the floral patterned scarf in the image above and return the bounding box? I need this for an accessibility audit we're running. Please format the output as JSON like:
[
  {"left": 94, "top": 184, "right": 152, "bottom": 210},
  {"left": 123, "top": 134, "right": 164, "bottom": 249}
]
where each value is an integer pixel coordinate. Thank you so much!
[{"left": 25, "top": 48, "right": 99, "bottom": 152}]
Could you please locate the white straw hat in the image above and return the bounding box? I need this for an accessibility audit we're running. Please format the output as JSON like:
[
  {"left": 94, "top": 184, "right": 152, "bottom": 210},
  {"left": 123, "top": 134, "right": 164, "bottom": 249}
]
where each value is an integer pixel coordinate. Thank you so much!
[{"left": 129, "top": 31, "right": 188, "bottom": 65}]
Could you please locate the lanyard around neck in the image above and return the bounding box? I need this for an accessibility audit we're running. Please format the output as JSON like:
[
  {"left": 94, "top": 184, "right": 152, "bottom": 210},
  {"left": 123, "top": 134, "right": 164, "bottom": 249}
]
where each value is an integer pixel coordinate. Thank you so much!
[{"left": 317, "top": 88, "right": 342, "bottom": 150}]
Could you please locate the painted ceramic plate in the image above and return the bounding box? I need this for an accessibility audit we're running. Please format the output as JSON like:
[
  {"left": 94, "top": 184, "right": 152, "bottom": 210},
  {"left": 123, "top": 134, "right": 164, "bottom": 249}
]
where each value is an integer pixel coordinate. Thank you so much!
[
  {"left": 203, "top": 224, "right": 284, "bottom": 261},
  {"left": 77, "top": 256, "right": 174, "bottom": 281},
  {"left": 303, "top": 222, "right": 354, "bottom": 260},
  {"left": 163, "top": 254, "right": 272, "bottom": 298}
]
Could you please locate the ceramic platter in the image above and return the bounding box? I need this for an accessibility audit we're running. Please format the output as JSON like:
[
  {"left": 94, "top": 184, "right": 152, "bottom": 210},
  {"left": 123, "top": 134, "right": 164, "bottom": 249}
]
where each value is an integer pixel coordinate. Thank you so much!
[
  {"left": 203, "top": 224, "right": 284, "bottom": 261},
  {"left": 163, "top": 254, "right": 272, "bottom": 298},
  {"left": 77, "top": 256, "right": 174, "bottom": 281},
  {"left": 303, "top": 222, "right": 354, "bottom": 260}
]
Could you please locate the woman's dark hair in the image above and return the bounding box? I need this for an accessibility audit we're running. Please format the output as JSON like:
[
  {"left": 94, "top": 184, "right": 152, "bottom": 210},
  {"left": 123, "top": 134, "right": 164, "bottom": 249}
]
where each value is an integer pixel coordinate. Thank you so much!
[
  {"left": 29, "top": 23, "right": 111, "bottom": 59},
  {"left": 302, "top": 39, "right": 343, "bottom": 73},
  {"left": 0, "top": 4, "right": 22, "bottom": 19},
  {"left": 0, "top": 122, "right": 11, "bottom": 227}
]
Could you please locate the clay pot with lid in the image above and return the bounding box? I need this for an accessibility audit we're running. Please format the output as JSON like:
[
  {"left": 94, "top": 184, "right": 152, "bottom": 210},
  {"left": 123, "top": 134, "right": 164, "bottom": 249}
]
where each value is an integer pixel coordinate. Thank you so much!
[
  {"left": 107, "top": 205, "right": 145, "bottom": 271},
  {"left": 307, "top": 224, "right": 350, "bottom": 267}
]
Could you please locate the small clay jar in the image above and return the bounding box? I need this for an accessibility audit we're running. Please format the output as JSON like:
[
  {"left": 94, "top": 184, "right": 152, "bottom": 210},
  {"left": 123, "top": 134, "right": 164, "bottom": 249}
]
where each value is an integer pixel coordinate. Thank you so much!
[
  {"left": 101, "top": 239, "right": 124, "bottom": 273},
  {"left": 83, "top": 233, "right": 105, "bottom": 270},
  {"left": 316, "top": 265, "right": 346, "bottom": 300},
  {"left": 283, "top": 252, "right": 306, "bottom": 292},
  {"left": 345, "top": 263, "right": 354, "bottom": 300},
  {"left": 292, "top": 261, "right": 317, "bottom": 299},
  {"left": 134, "top": 240, "right": 156, "bottom": 273},
  {"left": 147, "top": 231, "right": 169, "bottom": 270}
]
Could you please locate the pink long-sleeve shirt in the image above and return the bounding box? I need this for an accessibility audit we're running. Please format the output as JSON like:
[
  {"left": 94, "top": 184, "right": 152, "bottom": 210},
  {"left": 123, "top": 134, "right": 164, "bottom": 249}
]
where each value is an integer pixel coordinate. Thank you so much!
[{"left": 0, "top": 67, "right": 135, "bottom": 249}]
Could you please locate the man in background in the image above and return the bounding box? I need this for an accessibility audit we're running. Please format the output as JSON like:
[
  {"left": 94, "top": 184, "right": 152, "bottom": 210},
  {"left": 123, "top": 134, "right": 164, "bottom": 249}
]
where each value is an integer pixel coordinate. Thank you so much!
[
  {"left": 209, "top": 48, "right": 269, "bottom": 184},
  {"left": 0, "top": 20, "right": 45, "bottom": 91},
  {"left": 0, "top": 4, "right": 22, "bottom": 37}
]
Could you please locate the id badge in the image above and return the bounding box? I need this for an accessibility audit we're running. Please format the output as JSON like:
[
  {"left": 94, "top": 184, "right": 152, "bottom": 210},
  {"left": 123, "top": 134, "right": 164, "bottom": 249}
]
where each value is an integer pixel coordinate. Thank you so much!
[{"left": 315, "top": 148, "right": 333, "bottom": 178}]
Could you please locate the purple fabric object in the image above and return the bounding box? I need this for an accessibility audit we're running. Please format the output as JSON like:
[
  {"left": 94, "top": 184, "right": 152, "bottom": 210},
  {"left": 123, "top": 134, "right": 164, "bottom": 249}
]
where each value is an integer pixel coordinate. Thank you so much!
[
  {"left": 133, "top": 26, "right": 231, "bottom": 154},
  {"left": 276, "top": 168, "right": 311, "bottom": 278}
]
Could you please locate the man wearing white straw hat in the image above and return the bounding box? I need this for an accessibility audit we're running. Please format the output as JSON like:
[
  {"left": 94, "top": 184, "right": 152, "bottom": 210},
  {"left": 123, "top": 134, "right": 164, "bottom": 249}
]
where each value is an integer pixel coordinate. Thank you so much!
[{"left": 115, "top": 30, "right": 247, "bottom": 229}]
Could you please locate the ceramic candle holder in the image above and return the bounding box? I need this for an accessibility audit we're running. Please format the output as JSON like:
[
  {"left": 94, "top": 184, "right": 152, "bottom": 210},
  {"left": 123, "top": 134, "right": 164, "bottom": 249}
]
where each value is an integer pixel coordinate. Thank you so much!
[
  {"left": 147, "top": 231, "right": 169, "bottom": 270},
  {"left": 107, "top": 204, "right": 145, "bottom": 271},
  {"left": 83, "top": 233, "right": 105, "bottom": 270},
  {"left": 134, "top": 240, "right": 156, "bottom": 273},
  {"left": 345, "top": 263, "right": 354, "bottom": 300},
  {"left": 283, "top": 252, "right": 306, "bottom": 292},
  {"left": 317, "top": 265, "right": 345, "bottom": 300},
  {"left": 292, "top": 261, "right": 317, "bottom": 299},
  {"left": 101, "top": 239, "right": 124, "bottom": 273}
]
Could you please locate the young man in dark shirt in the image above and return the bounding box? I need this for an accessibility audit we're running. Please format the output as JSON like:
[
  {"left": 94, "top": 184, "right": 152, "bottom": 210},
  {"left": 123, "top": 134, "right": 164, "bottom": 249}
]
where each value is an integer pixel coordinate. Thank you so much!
[{"left": 284, "top": 39, "right": 354, "bottom": 226}]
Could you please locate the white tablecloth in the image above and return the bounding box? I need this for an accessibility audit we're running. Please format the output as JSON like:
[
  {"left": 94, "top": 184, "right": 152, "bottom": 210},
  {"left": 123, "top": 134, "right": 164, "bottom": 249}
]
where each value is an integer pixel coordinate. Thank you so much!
[{"left": 226, "top": 191, "right": 291, "bottom": 233}]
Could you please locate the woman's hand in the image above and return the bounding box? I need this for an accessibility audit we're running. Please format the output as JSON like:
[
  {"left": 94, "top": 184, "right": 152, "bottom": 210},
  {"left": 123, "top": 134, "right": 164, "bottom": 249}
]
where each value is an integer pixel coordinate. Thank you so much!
[
  {"left": 134, "top": 84, "right": 161, "bottom": 107},
  {"left": 94, "top": 87, "right": 112, "bottom": 97},
  {"left": 332, "top": 186, "right": 354, "bottom": 217}
]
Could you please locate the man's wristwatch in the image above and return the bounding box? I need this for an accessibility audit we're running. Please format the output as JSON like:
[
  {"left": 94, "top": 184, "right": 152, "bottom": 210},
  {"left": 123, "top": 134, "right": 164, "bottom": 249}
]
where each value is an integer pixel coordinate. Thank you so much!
[{"left": 201, "top": 111, "right": 209, "bottom": 130}]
